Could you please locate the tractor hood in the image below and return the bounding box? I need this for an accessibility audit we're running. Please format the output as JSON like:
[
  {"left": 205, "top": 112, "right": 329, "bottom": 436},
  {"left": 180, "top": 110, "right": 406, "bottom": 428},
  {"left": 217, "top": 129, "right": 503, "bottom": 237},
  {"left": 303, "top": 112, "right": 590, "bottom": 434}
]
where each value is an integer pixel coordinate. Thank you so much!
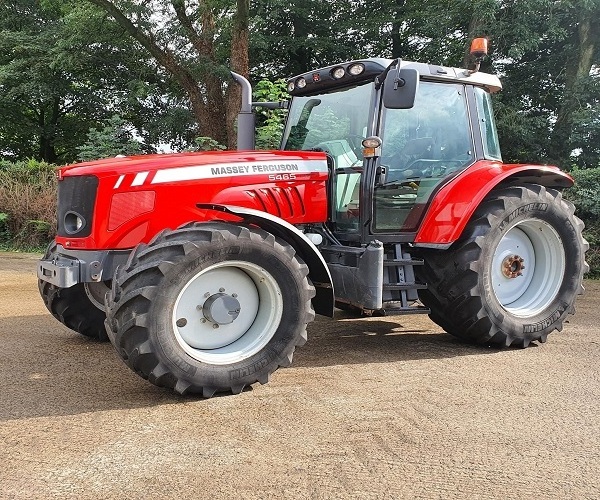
[
  {"left": 55, "top": 150, "right": 330, "bottom": 251},
  {"left": 59, "top": 150, "right": 327, "bottom": 180}
]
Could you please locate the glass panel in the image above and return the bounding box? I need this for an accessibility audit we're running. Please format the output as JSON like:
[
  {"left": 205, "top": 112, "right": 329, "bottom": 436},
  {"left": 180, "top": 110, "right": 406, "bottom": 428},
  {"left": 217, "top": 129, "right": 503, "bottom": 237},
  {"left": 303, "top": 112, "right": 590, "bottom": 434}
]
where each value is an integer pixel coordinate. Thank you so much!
[
  {"left": 475, "top": 87, "right": 502, "bottom": 161},
  {"left": 282, "top": 84, "right": 373, "bottom": 232},
  {"left": 374, "top": 82, "right": 473, "bottom": 232}
]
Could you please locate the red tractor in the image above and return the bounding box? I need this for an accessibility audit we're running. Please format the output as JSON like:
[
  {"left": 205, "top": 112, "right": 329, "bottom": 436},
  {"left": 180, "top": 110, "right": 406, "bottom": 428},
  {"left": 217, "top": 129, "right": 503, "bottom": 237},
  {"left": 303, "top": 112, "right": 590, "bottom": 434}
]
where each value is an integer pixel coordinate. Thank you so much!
[{"left": 38, "top": 40, "right": 588, "bottom": 397}]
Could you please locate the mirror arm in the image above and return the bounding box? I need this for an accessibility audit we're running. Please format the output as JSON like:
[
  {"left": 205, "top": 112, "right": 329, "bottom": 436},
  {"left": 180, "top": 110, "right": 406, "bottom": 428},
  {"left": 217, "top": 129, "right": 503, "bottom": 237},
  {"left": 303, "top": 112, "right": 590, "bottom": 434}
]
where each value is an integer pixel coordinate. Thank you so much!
[{"left": 375, "top": 58, "right": 400, "bottom": 89}]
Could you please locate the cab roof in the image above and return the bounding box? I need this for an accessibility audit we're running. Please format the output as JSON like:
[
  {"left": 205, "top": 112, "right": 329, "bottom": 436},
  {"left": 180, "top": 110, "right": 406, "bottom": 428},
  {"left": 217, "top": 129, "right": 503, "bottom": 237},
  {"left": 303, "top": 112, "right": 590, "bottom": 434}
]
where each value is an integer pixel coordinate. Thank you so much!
[{"left": 286, "top": 58, "right": 502, "bottom": 97}]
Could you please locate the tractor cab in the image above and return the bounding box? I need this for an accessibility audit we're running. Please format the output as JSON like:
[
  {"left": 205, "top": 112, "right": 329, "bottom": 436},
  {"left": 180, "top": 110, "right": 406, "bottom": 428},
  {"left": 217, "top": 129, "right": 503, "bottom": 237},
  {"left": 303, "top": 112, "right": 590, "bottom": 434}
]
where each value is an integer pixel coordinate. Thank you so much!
[{"left": 280, "top": 57, "right": 502, "bottom": 244}]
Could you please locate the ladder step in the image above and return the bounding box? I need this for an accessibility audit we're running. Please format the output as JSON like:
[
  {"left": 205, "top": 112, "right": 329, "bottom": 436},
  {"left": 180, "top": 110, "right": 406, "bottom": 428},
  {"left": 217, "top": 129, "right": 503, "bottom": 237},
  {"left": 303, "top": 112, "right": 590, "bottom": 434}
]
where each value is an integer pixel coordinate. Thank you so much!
[
  {"left": 383, "top": 283, "right": 428, "bottom": 291},
  {"left": 381, "top": 306, "right": 431, "bottom": 316},
  {"left": 383, "top": 259, "right": 424, "bottom": 266}
]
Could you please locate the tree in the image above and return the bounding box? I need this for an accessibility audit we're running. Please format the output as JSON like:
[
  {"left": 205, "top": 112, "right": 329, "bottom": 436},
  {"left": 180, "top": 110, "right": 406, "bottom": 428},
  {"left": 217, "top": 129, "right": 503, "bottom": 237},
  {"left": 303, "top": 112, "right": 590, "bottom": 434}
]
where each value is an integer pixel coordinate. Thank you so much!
[
  {"left": 250, "top": 0, "right": 365, "bottom": 79},
  {"left": 548, "top": 1, "right": 600, "bottom": 167},
  {"left": 0, "top": 0, "right": 175, "bottom": 163},
  {"left": 1, "top": 0, "right": 598, "bottom": 167},
  {"left": 0, "top": 0, "right": 91, "bottom": 162},
  {"left": 77, "top": 114, "right": 144, "bottom": 161},
  {"left": 490, "top": 0, "right": 600, "bottom": 168},
  {"left": 86, "top": 0, "right": 249, "bottom": 148}
]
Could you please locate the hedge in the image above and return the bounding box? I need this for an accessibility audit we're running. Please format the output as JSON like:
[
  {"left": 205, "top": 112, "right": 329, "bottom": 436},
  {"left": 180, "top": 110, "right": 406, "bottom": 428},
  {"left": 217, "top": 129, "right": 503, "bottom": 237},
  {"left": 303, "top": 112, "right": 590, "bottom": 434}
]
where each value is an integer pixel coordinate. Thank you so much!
[{"left": 1, "top": 159, "right": 598, "bottom": 277}]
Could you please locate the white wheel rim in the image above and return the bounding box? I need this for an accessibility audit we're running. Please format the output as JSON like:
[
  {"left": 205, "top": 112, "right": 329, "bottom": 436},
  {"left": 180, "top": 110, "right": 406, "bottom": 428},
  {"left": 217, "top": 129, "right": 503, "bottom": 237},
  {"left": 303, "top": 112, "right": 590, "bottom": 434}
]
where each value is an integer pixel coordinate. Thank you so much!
[
  {"left": 491, "top": 219, "right": 565, "bottom": 317},
  {"left": 172, "top": 261, "right": 283, "bottom": 365}
]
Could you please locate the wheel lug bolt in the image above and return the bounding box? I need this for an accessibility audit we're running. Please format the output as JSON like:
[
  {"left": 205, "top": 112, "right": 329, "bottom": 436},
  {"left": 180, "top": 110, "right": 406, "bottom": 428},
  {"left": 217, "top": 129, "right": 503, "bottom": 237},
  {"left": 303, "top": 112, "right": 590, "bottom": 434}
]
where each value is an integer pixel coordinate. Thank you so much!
[
  {"left": 219, "top": 287, "right": 225, "bottom": 292},
  {"left": 200, "top": 318, "right": 206, "bottom": 323},
  {"left": 204, "top": 292, "right": 210, "bottom": 298},
  {"left": 212, "top": 324, "right": 219, "bottom": 329},
  {"left": 232, "top": 293, "right": 238, "bottom": 298},
  {"left": 176, "top": 318, "right": 187, "bottom": 327}
]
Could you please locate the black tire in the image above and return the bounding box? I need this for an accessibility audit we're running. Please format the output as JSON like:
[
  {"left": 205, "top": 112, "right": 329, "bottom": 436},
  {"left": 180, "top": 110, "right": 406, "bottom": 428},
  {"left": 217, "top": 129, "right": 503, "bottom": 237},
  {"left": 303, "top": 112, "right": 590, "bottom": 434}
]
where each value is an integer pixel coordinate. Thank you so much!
[
  {"left": 415, "top": 184, "right": 588, "bottom": 347},
  {"left": 105, "top": 222, "right": 315, "bottom": 397},
  {"left": 38, "top": 243, "right": 109, "bottom": 341}
]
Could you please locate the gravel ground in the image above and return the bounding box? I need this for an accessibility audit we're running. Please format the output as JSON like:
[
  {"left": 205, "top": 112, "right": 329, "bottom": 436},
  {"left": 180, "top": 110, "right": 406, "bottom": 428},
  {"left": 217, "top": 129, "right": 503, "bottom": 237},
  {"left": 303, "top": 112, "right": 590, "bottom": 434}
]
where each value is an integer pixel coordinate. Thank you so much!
[{"left": 1, "top": 252, "right": 599, "bottom": 499}]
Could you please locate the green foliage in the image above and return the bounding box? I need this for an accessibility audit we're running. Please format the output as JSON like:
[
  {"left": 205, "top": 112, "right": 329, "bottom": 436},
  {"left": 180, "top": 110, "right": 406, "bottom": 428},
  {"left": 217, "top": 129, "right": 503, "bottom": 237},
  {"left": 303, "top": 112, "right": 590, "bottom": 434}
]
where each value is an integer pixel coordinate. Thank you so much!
[
  {"left": 488, "top": 0, "right": 600, "bottom": 169},
  {"left": 0, "top": 159, "right": 57, "bottom": 250},
  {"left": 0, "top": 0, "right": 189, "bottom": 163},
  {"left": 190, "top": 137, "right": 227, "bottom": 152},
  {"left": 0, "top": 212, "right": 9, "bottom": 246},
  {"left": 565, "top": 167, "right": 600, "bottom": 278},
  {"left": 2, "top": 0, "right": 598, "bottom": 166},
  {"left": 77, "top": 115, "right": 144, "bottom": 161},
  {"left": 253, "top": 79, "right": 288, "bottom": 149},
  {"left": 565, "top": 168, "right": 600, "bottom": 218}
]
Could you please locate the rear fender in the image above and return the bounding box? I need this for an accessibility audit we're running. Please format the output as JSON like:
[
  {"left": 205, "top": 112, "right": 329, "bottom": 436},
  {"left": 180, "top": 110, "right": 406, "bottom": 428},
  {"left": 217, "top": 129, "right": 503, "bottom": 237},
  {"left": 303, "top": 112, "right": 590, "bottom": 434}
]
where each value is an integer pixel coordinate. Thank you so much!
[
  {"left": 198, "top": 204, "right": 335, "bottom": 317},
  {"left": 414, "top": 161, "right": 574, "bottom": 247}
]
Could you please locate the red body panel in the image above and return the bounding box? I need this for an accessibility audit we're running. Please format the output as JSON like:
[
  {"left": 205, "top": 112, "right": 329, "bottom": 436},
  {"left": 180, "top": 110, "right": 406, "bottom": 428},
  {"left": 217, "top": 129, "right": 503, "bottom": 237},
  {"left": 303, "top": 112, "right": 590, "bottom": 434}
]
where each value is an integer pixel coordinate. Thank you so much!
[
  {"left": 414, "top": 160, "right": 574, "bottom": 245},
  {"left": 57, "top": 150, "right": 329, "bottom": 250}
]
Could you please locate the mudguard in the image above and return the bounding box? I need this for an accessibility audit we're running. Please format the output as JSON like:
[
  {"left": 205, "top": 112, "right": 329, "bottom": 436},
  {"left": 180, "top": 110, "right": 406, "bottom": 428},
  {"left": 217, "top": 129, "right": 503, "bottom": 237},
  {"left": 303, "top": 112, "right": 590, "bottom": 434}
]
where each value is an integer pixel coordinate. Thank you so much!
[
  {"left": 414, "top": 161, "right": 574, "bottom": 247},
  {"left": 198, "top": 204, "right": 335, "bottom": 317}
]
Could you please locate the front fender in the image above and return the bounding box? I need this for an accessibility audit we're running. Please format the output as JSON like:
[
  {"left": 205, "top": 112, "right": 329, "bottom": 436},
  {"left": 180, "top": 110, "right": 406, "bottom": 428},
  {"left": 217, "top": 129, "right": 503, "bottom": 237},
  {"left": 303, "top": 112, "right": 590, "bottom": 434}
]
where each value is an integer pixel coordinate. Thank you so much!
[
  {"left": 414, "top": 161, "right": 574, "bottom": 247},
  {"left": 198, "top": 203, "right": 335, "bottom": 317}
]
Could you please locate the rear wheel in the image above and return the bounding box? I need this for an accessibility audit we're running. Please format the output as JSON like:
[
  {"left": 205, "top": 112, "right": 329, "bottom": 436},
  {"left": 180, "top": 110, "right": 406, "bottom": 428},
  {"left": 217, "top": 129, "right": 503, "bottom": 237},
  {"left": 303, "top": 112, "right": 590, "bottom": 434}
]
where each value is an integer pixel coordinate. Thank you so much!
[
  {"left": 105, "top": 222, "right": 315, "bottom": 396},
  {"left": 38, "top": 242, "right": 109, "bottom": 341},
  {"left": 416, "top": 184, "right": 588, "bottom": 347}
]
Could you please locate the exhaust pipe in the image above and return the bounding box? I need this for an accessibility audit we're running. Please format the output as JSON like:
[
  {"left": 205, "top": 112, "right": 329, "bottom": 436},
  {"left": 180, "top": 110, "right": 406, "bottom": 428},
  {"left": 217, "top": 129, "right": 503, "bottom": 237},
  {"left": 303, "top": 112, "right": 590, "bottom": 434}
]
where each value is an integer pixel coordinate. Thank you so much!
[{"left": 231, "top": 71, "right": 256, "bottom": 150}]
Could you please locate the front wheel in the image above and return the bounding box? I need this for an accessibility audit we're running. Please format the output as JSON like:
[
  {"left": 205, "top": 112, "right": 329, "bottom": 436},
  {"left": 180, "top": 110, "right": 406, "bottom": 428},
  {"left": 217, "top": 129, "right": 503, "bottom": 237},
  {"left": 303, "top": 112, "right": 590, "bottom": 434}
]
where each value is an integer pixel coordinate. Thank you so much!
[
  {"left": 416, "top": 184, "right": 588, "bottom": 347},
  {"left": 38, "top": 242, "right": 110, "bottom": 341},
  {"left": 105, "top": 222, "right": 315, "bottom": 396}
]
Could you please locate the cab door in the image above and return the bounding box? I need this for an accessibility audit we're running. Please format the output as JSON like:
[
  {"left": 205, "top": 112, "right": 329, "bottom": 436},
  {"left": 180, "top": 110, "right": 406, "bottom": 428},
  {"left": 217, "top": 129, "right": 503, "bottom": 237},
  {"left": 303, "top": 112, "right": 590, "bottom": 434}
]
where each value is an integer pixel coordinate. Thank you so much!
[{"left": 373, "top": 81, "right": 475, "bottom": 234}]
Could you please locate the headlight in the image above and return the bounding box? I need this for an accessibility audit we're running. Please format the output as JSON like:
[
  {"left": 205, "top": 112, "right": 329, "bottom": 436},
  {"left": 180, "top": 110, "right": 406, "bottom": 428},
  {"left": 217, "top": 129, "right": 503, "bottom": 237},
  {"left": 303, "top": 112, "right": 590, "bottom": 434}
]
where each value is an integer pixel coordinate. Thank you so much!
[
  {"left": 64, "top": 211, "right": 86, "bottom": 234},
  {"left": 287, "top": 81, "right": 295, "bottom": 92},
  {"left": 348, "top": 63, "right": 365, "bottom": 76},
  {"left": 296, "top": 77, "right": 307, "bottom": 89},
  {"left": 331, "top": 67, "right": 345, "bottom": 79}
]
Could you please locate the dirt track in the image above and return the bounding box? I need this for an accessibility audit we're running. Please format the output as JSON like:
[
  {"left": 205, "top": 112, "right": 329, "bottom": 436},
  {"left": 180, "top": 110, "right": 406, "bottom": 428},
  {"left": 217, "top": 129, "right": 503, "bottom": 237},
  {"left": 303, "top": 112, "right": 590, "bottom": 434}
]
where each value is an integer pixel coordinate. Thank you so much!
[{"left": 1, "top": 252, "right": 599, "bottom": 499}]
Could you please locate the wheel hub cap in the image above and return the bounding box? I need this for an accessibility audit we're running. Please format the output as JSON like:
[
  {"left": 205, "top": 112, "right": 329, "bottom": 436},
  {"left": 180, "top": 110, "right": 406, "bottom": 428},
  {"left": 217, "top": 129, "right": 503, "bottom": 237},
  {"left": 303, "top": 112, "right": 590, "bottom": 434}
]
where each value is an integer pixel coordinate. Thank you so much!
[
  {"left": 203, "top": 293, "right": 241, "bottom": 325},
  {"left": 501, "top": 254, "right": 525, "bottom": 279}
]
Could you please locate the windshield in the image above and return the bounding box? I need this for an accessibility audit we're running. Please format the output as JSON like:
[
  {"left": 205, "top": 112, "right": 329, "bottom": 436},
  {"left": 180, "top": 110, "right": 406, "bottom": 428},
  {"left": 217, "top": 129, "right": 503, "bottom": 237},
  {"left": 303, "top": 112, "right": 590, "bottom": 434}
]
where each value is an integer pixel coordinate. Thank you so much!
[
  {"left": 282, "top": 84, "right": 373, "bottom": 233},
  {"left": 281, "top": 84, "right": 373, "bottom": 152}
]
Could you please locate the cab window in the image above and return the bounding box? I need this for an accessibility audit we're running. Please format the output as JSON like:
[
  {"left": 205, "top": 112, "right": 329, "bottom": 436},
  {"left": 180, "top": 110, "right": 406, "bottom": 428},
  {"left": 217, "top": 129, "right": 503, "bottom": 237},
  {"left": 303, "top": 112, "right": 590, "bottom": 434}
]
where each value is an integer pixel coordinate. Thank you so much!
[{"left": 374, "top": 82, "right": 473, "bottom": 232}]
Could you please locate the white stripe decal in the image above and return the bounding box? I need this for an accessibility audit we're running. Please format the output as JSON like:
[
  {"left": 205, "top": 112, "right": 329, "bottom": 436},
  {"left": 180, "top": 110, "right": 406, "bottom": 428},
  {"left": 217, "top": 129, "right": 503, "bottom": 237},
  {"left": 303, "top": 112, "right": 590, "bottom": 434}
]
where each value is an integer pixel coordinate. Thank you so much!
[
  {"left": 113, "top": 175, "right": 125, "bottom": 189},
  {"left": 151, "top": 160, "right": 328, "bottom": 185},
  {"left": 132, "top": 171, "right": 149, "bottom": 187}
]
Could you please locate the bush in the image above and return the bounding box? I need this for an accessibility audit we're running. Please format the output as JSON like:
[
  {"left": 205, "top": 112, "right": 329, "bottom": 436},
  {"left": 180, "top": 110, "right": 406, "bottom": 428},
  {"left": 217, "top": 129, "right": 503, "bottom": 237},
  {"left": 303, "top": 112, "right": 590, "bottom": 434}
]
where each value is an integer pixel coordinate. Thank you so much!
[
  {"left": 0, "top": 159, "right": 57, "bottom": 250},
  {"left": 0, "top": 156, "right": 599, "bottom": 278},
  {"left": 565, "top": 168, "right": 600, "bottom": 278},
  {"left": 564, "top": 168, "right": 600, "bottom": 218},
  {"left": 188, "top": 136, "right": 227, "bottom": 151}
]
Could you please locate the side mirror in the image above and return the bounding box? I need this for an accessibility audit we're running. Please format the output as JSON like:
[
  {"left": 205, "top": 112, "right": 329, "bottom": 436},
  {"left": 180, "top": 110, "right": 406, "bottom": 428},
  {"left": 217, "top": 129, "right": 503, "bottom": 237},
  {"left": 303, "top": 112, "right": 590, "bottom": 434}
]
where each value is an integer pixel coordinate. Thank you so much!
[{"left": 382, "top": 67, "right": 419, "bottom": 109}]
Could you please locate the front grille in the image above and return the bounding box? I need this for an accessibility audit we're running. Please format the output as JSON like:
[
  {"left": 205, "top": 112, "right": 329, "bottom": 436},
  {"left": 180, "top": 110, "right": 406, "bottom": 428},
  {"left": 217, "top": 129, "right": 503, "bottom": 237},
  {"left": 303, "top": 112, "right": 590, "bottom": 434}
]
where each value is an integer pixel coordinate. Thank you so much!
[{"left": 57, "top": 175, "right": 98, "bottom": 237}]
